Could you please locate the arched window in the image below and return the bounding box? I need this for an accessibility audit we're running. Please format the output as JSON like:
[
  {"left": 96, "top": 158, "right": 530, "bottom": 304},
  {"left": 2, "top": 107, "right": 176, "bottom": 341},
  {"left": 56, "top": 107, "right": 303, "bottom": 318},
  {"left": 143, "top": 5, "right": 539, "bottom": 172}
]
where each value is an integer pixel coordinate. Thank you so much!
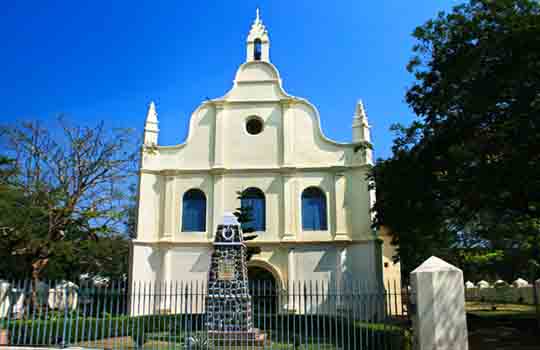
[
  {"left": 302, "top": 187, "right": 328, "bottom": 231},
  {"left": 254, "top": 39, "right": 262, "bottom": 61},
  {"left": 182, "top": 189, "right": 206, "bottom": 232},
  {"left": 241, "top": 187, "right": 266, "bottom": 231}
]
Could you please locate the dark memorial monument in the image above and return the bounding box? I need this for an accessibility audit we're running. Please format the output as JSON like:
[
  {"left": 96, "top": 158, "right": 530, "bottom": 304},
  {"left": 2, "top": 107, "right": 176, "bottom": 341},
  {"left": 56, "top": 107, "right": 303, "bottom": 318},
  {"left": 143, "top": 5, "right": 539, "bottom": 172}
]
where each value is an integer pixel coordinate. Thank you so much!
[{"left": 206, "top": 213, "right": 266, "bottom": 346}]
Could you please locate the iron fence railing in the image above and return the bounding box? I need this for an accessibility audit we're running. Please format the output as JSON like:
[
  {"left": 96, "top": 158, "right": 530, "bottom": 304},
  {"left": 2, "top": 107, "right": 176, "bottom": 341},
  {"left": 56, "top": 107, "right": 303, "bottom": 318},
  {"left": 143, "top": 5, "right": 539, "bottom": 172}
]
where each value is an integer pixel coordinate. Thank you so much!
[{"left": 0, "top": 280, "right": 412, "bottom": 350}]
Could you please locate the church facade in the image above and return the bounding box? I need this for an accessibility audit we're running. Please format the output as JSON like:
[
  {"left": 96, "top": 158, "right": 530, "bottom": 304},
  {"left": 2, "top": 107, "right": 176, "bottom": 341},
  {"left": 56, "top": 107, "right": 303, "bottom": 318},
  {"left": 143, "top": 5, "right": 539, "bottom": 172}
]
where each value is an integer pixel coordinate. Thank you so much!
[{"left": 130, "top": 11, "right": 400, "bottom": 291}]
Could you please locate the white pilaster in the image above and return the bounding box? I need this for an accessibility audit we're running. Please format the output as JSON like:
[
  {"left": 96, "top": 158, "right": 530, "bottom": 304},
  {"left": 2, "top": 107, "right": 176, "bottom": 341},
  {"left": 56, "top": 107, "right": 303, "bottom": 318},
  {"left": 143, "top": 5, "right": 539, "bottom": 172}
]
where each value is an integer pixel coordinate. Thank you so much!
[
  {"left": 157, "top": 176, "right": 166, "bottom": 239},
  {"left": 411, "top": 256, "right": 469, "bottom": 350},
  {"left": 336, "top": 247, "right": 347, "bottom": 294},
  {"left": 334, "top": 173, "right": 349, "bottom": 241},
  {"left": 207, "top": 175, "right": 214, "bottom": 241},
  {"left": 281, "top": 100, "right": 295, "bottom": 166},
  {"left": 282, "top": 174, "right": 297, "bottom": 241},
  {"left": 161, "top": 175, "right": 176, "bottom": 238},
  {"left": 213, "top": 103, "right": 226, "bottom": 168},
  {"left": 212, "top": 174, "right": 225, "bottom": 237},
  {"left": 287, "top": 247, "right": 296, "bottom": 310}
]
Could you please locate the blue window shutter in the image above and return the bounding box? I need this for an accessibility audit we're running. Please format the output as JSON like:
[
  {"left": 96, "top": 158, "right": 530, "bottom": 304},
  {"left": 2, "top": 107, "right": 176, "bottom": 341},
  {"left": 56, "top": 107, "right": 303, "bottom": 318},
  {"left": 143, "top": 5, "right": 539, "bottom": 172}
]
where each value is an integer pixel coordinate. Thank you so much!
[
  {"left": 241, "top": 188, "right": 266, "bottom": 231},
  {"left": 182, "top": 189, "right": 206, "bottom": 232},
  {"left": 318, "top": 194, "right": 328, "bottom": 230},
  {"left": 302, "top": 187, "right": 327, "bottom": 231},
  {"left": 253, "top": 196, "right": 265, "bottom": 231},
  {"left": 302, "top": 195, "right": 312, "bottom": 230}
]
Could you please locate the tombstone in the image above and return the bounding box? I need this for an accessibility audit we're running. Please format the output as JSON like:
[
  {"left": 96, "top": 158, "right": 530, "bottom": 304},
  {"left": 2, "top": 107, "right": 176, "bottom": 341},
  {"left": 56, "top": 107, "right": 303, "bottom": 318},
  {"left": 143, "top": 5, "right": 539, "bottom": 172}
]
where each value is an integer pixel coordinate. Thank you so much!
[
  {"left": 11, "top": 288, "right": 25, "bottom": 317},
  {"left": 92, "top": 276, "right": 110, "bottom": 288},
  {"left": 493, "top": 279, "right": 508, "bottom": 288},
  {"left": 48, "top": 281, "right": 79, "bottom": 311},
  {"left": 205, "top": 213, "right": 266, "bottom": 346},
  {"left": 411, "top": 256, "right": 468, "bottom": 350},
  {"left": 0, "top": 281, "right": 10, "bottom": 318},
  {"left": 512, "top": 278, "right": 529, "bottom": 288},
  {"left": 0, "top": 281, "right": 8, "bottom": 345},
  {"left": 465, "top": 281, "right": 475, "bottom": 289},
  {"left": 477, "top": 280, "right": 490, "bottom": 289}
]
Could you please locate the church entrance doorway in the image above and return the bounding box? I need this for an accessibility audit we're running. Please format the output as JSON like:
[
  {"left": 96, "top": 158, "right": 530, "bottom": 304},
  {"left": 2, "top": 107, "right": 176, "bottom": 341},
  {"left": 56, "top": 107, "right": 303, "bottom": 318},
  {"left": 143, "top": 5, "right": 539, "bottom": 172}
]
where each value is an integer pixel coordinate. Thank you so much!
[{"left": 248, "top": 265, "right": 278, "bottom": 315}]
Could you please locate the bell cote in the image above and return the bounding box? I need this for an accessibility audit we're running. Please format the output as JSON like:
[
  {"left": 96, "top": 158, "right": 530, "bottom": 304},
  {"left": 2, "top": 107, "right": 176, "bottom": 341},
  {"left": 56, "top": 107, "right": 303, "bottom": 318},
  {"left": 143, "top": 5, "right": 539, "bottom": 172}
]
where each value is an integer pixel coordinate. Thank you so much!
[{"left": 246, "top": 8, "right": 270, "bottom": 62}]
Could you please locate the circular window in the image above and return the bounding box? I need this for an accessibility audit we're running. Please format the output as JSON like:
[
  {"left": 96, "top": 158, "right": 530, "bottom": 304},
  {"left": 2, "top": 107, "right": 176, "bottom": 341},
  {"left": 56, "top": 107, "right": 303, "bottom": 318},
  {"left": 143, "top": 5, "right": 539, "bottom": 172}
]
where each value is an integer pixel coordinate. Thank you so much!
[{"left": 246, "top": 117, "right": 264, "bottom": 135}]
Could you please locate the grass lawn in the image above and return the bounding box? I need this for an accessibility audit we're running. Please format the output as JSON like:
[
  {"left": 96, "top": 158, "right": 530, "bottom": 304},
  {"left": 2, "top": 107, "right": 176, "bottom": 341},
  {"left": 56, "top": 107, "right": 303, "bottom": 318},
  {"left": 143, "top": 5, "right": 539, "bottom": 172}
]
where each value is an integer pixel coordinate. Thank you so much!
[
  {"left": 466, "top": 302, "right": 539, "bottom": 350},
  {"left": 74, "top": 326, "right": 403, "bottom": 350},
  {"left": 466, "top": 301, "right": 536, "bottom": 317},
  {"left": 76, "top": 335, "right": 339, "bottom": 350}
]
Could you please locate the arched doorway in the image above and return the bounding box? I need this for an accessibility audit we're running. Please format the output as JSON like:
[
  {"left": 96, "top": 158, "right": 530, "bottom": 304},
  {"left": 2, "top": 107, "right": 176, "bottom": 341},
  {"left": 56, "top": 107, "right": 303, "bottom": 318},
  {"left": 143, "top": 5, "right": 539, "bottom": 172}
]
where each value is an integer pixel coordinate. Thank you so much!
[{"left": 248, "top": 265, "right": 279, "bottom": 316}]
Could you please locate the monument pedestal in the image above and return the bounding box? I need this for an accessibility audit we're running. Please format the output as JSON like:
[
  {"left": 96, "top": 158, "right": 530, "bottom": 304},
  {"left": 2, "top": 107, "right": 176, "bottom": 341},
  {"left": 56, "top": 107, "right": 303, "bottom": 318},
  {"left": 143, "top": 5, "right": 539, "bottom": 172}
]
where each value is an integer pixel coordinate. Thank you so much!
[
  {"left": 206, "top": 221, "right": 267, "bottom": 345},
  {"left": 208, "top": 329, "right": 268, "bottom": 346}
]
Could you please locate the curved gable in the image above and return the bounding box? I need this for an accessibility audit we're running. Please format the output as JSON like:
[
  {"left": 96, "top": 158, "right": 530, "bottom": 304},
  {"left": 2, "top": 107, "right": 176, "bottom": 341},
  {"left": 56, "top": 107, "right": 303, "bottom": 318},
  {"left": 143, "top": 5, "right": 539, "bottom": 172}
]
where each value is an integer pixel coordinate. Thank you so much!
[
  {"left": 141, "top": 11, "right": 372, "bottom": 171},
  {"left": 234, "top": 61, "right": 280, "bottom": 83}
]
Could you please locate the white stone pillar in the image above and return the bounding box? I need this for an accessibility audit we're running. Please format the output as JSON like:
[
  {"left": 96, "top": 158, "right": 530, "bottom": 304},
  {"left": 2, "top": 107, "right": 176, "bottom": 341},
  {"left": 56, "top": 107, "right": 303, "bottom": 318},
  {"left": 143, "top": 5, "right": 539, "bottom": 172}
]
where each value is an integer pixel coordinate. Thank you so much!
[
  {"left": 287, "top": 248, "right": 296, "bottom": 311},
  {"left": 410, "top": 256, "right": 468, "bottom": 350},
  {"left": 282, "top": 174, "right": 297, "bottom": 241},
  {"left": 281, "top": 100, "right": 295, "bottom": 166},
  {"left": 162, "top": 175, "right": 176, "bottom": 239},
  {"left": 158, "top": 175, "right": 167, "bottom": 239},
  {"left": 334, "top": 173, "right": 349, "bottom": 240}
]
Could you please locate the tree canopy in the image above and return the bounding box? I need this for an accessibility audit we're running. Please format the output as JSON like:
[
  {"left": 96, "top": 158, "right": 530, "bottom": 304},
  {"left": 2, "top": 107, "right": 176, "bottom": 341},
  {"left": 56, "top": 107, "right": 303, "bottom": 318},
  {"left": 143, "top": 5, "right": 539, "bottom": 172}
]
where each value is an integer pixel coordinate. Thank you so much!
[
  {"left": 371, "top": 0, "right": 540, "bottom": 280},
  {"left": 0, "top": 118, "right": 137, "bottom": 282}
]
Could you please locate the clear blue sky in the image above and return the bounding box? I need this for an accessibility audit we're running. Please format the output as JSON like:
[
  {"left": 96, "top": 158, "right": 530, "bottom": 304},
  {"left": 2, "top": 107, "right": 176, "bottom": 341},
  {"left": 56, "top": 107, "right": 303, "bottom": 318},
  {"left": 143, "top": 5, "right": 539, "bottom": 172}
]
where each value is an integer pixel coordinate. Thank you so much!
[{"left": 0, "top": 1, "right": 459, "bottom": 159}]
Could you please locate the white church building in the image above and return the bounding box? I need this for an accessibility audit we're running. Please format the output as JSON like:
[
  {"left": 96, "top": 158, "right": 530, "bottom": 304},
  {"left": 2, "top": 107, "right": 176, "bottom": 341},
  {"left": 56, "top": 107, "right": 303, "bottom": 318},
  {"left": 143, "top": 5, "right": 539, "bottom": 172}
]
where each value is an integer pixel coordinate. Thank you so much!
[{"left": 130, "top": 10, "right": 400, "bottom": 291}]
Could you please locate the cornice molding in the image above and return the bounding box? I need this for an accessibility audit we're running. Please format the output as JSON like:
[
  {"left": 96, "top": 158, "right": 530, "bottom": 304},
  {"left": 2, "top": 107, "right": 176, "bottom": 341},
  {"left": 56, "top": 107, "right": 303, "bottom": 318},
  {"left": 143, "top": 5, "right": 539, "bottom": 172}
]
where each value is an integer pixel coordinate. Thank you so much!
[
  {"left": 140, "top": 164, "right": 371, "bottom": 177},
  {"left": 131, "top": 238, "right": 376, "bottom": 247}
]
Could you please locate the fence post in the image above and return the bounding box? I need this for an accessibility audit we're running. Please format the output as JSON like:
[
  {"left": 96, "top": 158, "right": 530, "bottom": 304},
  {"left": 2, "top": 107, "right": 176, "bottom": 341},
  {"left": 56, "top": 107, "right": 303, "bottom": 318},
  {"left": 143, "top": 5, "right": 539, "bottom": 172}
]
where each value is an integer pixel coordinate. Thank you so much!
[{"left": 410, "top": 256, "right": 468, "bottom": 350}]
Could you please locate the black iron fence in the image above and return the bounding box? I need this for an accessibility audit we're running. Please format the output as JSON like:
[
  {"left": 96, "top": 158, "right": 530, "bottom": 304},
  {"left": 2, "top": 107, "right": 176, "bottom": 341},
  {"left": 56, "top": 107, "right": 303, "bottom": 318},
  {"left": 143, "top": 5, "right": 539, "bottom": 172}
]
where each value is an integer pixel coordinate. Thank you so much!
[{"left": 0, "top": 280, "right": 412, "bottom": 349}]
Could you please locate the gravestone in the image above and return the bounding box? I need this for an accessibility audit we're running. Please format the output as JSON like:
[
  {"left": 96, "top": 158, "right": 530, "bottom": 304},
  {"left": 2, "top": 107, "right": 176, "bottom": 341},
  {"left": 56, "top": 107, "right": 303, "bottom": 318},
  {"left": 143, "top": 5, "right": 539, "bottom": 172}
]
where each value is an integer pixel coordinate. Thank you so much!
[{"left": 205, "top": 213, "right": 266, "bottom": 345}]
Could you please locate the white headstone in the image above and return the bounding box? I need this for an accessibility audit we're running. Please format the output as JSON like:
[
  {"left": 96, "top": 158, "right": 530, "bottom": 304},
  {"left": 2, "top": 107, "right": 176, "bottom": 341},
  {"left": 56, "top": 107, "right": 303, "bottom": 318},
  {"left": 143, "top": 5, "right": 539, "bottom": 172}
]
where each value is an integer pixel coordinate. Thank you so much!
[
  {"left": 512, "top": 278, "right": 528, "bottom": 288},
  {"left": 0, "top": 281, "right": 10, "bottom": 318},
  {"left": 477, "top": 280, "right": 490, "bottom": 288},
  {"left": 411, "top": 256, "right": 469, "bottom": 350},
  {"left": 48, "top": 281, "right": 79, "bottom": 311},
  {"left": 92, "top": 276, "right": 110, "bottom": 288},
  {"left": 465, "top": 281, "right": 475, "bottom": 289},
  {"left": 494, "top": 279, "right": 508, "bottom": 287},
  {"left": 12, "top": 288, "right": 25, "bottom": 316}
]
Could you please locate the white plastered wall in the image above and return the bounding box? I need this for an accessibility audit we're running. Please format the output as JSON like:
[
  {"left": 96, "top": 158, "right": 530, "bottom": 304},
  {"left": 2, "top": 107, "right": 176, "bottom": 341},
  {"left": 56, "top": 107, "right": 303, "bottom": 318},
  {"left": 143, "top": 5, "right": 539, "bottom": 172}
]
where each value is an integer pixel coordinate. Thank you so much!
[
  {"left": 136, "top": 173, "right": 162, "bottom": 241},
  {"left": 130, "top": 244, "right": 211, "bottom": 315},
  {"left": 131, "top": 41, "right": 386, "bottom": 299}
]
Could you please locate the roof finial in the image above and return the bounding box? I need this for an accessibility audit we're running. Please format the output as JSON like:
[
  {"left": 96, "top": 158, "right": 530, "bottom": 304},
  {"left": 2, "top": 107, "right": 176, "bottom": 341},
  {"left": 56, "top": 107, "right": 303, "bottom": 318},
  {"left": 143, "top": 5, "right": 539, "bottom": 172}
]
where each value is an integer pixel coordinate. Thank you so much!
[
  {"left": 146, "top": 101, "right": 158, "bottom": 123},
  {"left": 354, "top": 99, "right": 367, "bottom": 121},
  {"left": 144, "top": 100, "right": 159, "bottom": 145},
  {"left": 246, "top": 7, "right": 269, "bottom": 62}
]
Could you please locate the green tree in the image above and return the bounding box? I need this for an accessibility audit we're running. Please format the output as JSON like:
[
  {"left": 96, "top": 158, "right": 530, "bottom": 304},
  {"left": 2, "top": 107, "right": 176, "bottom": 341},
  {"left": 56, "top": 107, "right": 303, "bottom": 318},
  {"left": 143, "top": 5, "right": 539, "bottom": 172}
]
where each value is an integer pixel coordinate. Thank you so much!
[
  {"left": 233, "top": 190, "right": 260, "bottom": 261},
  {"left": 0, "top": 118, "right": 138, "bottom": 287},
  {"left": 371, "top": 0, "right": 540, "bottom": 283},
  {"left": 233, "top": 190, "right": 255, "bottom": 233}
]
